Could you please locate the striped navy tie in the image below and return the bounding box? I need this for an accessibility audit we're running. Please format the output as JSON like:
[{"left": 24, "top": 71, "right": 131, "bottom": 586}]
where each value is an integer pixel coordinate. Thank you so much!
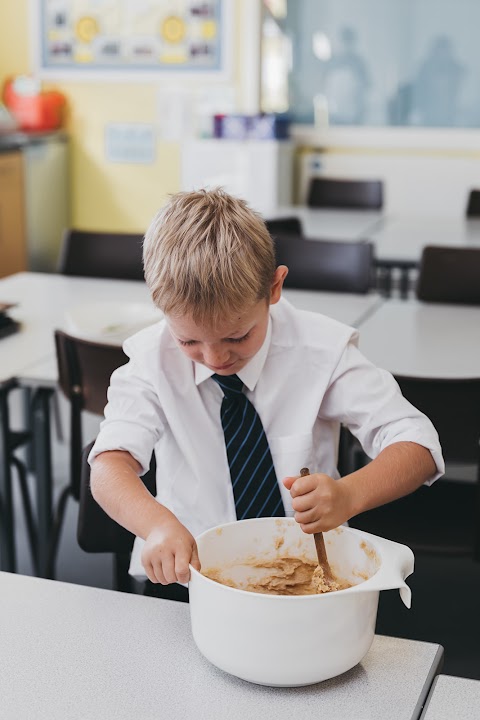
[{"left": 212, "top": 374, "right": 285, "bottom": 520}]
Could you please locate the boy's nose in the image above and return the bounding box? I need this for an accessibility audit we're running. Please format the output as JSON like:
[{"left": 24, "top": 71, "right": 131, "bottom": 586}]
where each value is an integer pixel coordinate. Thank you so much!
[{"left": 203, "top": 345, "right": 230, "bottom": 367}]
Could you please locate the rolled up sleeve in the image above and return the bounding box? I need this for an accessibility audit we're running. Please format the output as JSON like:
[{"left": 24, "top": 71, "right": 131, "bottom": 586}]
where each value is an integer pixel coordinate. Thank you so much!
[
  {"left": 321, "top": 343, "right": 445, "bottom": 484},
  {"left": 88, "top": 352, "right": 165, "bottom": 475}
]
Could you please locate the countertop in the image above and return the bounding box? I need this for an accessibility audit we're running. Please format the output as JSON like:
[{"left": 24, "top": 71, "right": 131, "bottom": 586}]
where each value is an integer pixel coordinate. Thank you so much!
[
  {"left": 0, "top": 571, "right": 443, "bottom": 720},
  {"left": 0, "top": 129, "right": 67, "bottom": 152},
  {"left": 421, "top": 674, "right": 480, "bottom": 719}
]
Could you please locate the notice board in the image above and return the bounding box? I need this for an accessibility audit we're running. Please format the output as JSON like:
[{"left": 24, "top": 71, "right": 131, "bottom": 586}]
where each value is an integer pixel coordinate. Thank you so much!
[{"left": 37, "top": 0, "right": 228, "bottom": 76}]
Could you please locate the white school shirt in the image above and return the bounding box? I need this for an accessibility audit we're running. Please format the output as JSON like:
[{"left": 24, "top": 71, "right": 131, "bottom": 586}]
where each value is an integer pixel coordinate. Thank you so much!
[{"left": 89, "top": 297, "right": 444, "bottom": 579}]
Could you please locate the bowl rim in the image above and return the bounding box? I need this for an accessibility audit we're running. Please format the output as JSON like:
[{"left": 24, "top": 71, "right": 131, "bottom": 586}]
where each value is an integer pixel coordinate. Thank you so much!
[{"left": 189, "top": 517, "right": 382, "bottom": 601}]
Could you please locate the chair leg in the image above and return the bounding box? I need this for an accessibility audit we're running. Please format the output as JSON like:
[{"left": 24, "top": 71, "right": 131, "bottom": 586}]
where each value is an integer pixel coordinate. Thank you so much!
[
  {"left": 31, "top": 387, "right": 54, "bottom": 578},
  {"left": 46, "top": 486, "right": 72, "bottom": 579},
  {"left": 474, "top": 463, "right": 480, "bottom": 563},
  {"left": 22, "top": 386, "right": 35, "bottom": 472},
  {"left": 113, "top": 553, "right": 133, "bottom": 593},
  {"left": 52, "top": 389, "right": 65, "bottom": 443},
  {"left": 11, "top": 456, "right": 39, "bottom": 575},
  {"left": 0, "top": 385, "right": 16, "bottom": 572},
  {"left": 400, "top": 268, "right": 410, "bottom": 299}
]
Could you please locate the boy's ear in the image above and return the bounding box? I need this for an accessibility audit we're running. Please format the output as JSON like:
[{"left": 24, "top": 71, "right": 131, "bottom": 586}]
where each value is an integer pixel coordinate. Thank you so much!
[{"left": 270, "top": 265, "right": 288, "bottom": 305}]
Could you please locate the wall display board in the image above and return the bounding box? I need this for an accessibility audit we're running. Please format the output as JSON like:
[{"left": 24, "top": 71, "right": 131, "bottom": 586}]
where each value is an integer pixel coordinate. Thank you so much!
[{"left": 36, "top": 0, "right": 228, "bottom": 76}]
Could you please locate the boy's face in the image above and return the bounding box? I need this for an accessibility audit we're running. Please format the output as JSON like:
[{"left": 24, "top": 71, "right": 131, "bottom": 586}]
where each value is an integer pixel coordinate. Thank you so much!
[{"left": 167, "top": 266, "right": 288, "bottom": 376}]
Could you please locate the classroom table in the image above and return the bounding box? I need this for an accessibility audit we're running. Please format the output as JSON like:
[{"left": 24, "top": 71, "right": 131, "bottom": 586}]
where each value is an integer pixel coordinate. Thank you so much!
[
  {"left": 0, "top": 272, "right": 155, "bottom": 575},
  {"left": 270, "top": 209, "right": 480, "bottom": 261},
  {"left": 357, "top": 299, "right": 480, "bottom": 379},
  {"left": 421, "top": 674, "right": 480, "bottom": 719},
  {"left": 283, "top": 287, "right": 383, "bottom": 326},
  {"left": 17, "top": 290, "right": 382, "bottom": 386},
  {"left": 0, "top": 272, "right": 384, "bottom": 575},
  {"left": 0, "top": 571, "right": 444, "bottom": 720},
  {"left": 1, "top": 274, "right": 383, "bottom": 383},
  {"left": 267, "top": 205, "right": 383, "bottom": 241},
  {"left": 368, "top": 215, "right": 480, "bottom": 297},
  {"left": 370, "top": 216, "right": 480, "bottom": 264},
  {"left": 269, "top": 209, "right": 480, "bottom": 298},
  {"left": 0, "top": 272, "right": 154, "bottom": 383}
]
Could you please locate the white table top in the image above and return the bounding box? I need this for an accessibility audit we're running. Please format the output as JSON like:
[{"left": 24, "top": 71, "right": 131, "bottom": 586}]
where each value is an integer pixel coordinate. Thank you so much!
[
  {"left": 268, "top": 205, "right": 383, "bottom": 241},
  {"left": 358, "top": 299, "right": 480, "bottom": 378},
  {"left": 283, "top": 288, "right": 383, "bottom": 327},
  {"left": 0, "top": 272, "right": 384, "bottom": 387},
  {"left": 270, "top": 209, "right": 480, "bottom": 264},
  {"left": 0, "top": 572, "right": 443, "bottom": 720},
  {"left": 421, "top": 675, "right": 480, "bottom": 719},
  {"left": 370, "top": 216, "right": 480, "bottom": 263},
  {"left": 0, "top": 272, "right": 154, "bottom": 384}
]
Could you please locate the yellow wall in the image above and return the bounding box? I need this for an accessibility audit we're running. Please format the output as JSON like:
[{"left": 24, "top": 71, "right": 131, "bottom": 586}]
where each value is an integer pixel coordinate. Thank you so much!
[{"left": 0, "top": 1, "right": 247, "bottom": 232}]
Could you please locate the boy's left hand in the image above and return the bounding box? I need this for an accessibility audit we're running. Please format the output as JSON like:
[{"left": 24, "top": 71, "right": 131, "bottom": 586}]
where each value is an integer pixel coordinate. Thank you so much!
[{"left": 283, "top": 472, "right": 351, "bottom": 533}]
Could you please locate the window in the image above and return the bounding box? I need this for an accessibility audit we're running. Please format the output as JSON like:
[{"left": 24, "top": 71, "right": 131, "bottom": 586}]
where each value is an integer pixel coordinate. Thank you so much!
[{"left": 262, "top": 0, "right": 480, "bottom": 128}]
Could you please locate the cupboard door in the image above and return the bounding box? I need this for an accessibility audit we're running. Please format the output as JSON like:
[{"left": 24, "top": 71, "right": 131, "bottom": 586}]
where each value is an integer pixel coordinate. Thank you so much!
[{"left": 0, "top": 151, "right": 26, "bottom": 278}]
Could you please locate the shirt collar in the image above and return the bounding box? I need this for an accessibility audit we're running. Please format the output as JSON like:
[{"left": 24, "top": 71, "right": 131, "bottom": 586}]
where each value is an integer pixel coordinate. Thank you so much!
[{"left": 194, "top": 315, "right": 272, "bottom": 391}]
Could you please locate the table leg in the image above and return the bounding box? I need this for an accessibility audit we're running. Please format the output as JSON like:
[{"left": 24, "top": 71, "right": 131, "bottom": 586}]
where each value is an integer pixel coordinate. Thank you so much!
[
  {"left": 31, "top": 387, "right": 54, "bottom": 578},
  {"left": 400, "top": 268, "right": 410, "bottom": 299},
  {"left": 0, "top": 383, "right": 17, "bottom": 572},
  {"left": 22, "top": 386, "right": 35, "bottom": 472}
]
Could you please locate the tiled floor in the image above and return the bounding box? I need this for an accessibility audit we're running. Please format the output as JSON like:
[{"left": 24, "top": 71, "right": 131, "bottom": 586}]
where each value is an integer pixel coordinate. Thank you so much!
[{"left": 7, "top": 390, "right": 480, "bottom": 680}]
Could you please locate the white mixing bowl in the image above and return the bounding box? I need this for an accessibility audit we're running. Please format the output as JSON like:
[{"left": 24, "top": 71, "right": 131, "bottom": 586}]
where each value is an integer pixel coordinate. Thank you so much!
[{"left": 189, "top": 517, "right": 414, "bottom": 687}]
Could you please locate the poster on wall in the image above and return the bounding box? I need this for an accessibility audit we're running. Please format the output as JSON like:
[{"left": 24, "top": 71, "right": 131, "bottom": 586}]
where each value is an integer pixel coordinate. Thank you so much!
[{"left": 37, "top": 0, "right": 228, "bottom": 75}]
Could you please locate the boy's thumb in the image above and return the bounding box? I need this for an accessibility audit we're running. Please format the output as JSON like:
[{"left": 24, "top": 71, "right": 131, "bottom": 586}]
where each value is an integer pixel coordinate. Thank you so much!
[{"left": 283, "top": 476, "right": 296, "bottom": 490}]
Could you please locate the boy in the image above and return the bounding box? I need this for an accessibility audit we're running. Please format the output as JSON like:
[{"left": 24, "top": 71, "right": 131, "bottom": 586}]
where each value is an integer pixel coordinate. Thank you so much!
[{"left": 89, "top": 189, "right": 443, "bottom": 601}]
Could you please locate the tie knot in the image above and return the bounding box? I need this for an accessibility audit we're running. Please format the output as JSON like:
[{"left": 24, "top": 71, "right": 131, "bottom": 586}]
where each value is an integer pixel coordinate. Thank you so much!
[{"left": 212, "top": 373, "right": 244, "bottom": 398}]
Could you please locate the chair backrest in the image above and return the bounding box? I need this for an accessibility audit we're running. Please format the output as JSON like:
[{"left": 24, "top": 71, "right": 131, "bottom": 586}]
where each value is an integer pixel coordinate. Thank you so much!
[
  {"left": 274, "top": 235, "right": 374, "bottom": 293},
  {"left": 77, "top": 441, "right": 157, "bottom": 554},
  {"left": 395, "top": 376, "right": 480, "bottom": 468},
  {"left": 58, "top": 229, "right": 145, "bottom": 280},
  {"left": 307, "top": 177, "right": 384, "bottom": 210},
  {"left": 416, "top": 245, "right": 480, "bottom": 305},
  {"left": 466, "top": 189, "right": 480, "bottom": 217},
  {"left": 54, "top": 329, "right": 129, "bottom": 499},
  {"left": 265, "top": 217, "right": 303, "bottom": 238}
]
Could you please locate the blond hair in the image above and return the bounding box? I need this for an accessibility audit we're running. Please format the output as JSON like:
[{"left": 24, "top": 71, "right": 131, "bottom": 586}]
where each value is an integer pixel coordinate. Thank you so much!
[{"left": 143, "top": 188, "right": 276, "bottom": 324}]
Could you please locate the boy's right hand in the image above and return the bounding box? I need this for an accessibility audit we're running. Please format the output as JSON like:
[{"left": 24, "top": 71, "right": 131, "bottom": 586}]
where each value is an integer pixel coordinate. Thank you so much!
[{"left": 141, "top": 517, "right": 201, "bottom": 585}]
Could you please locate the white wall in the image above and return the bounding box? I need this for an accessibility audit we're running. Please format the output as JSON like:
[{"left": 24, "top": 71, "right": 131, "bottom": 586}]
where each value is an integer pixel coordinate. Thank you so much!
[{"left": 294, "top": 127, "right": 480, "bottom": 216}]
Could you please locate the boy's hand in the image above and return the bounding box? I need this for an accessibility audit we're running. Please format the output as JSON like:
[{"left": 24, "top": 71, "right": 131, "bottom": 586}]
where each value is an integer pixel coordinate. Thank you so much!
[
  {"left": 283, "top": 472, "right": 351, "bottom": 533},
  {"left": 141, "top": 517, "right": 201, "bottom": 585}
]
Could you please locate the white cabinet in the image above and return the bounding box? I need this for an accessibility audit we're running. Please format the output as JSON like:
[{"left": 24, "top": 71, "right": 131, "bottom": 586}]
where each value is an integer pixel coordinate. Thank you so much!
[
  {"left": 181, "top": 139, "right": 293, "bottom": 217},
  {"left": 23, "top": 134, "right": 69, "bottom": 272},
  {"left": 0, "top": 133, "right": 69, "bottom": 275}
]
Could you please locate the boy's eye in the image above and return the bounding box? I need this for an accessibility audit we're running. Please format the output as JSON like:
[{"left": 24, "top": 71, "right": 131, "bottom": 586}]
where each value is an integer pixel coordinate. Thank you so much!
[
  {"left": 178, "top": 331, "right": 251, "bottom": 347},
  {"left": 227, "top": 332, "right": 251, "bottom": 344}
]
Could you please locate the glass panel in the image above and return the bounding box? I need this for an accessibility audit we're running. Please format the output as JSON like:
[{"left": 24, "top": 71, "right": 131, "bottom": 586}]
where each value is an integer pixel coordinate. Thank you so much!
[{"left": 262, "top": 0, "right": 480, "bottom": 128}]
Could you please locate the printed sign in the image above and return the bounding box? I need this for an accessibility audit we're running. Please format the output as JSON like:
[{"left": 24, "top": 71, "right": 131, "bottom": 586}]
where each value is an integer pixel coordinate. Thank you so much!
[{"left": 39, "top": 0, "right": 224, "bottom": 73}]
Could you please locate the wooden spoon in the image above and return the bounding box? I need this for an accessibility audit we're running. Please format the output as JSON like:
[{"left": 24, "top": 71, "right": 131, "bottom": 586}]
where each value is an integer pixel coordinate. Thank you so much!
[{"left": 300, "top": 467, "right": 337, "bottom": 588}]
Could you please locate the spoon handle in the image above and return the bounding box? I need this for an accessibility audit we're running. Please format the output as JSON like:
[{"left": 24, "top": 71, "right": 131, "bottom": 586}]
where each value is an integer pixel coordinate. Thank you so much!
[{"left": 299, "top": 467, "right": 335, "bottom": 582}]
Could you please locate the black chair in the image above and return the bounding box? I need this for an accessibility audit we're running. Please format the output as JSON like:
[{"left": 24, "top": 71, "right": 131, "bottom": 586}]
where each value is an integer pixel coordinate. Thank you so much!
[
  {"left": 58, "top": 229, "right": 145, "bottom": 280},
  {"left": 47, "top": 330, "right": 129, "bottom": 579},
  {"left": 349, "top": 376, "right": 480, "bottom": 561},
  {"left": 307, "top": 177, "right": 384, "bottom": 210},
  {"left": 416, "top": 245, "right": 480, "bottom": 305},
  {"left": 265, "top": 217, "right": 303, "bottom": 238},
  {"left": 466, "top": 189, "right": 480, "bottom": 217},
  {"left": 274, "top": 234, "right": 374, "bottom": 293},
  {"left": 77, "top": 441, "right": 156, "bottom": 592}
]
